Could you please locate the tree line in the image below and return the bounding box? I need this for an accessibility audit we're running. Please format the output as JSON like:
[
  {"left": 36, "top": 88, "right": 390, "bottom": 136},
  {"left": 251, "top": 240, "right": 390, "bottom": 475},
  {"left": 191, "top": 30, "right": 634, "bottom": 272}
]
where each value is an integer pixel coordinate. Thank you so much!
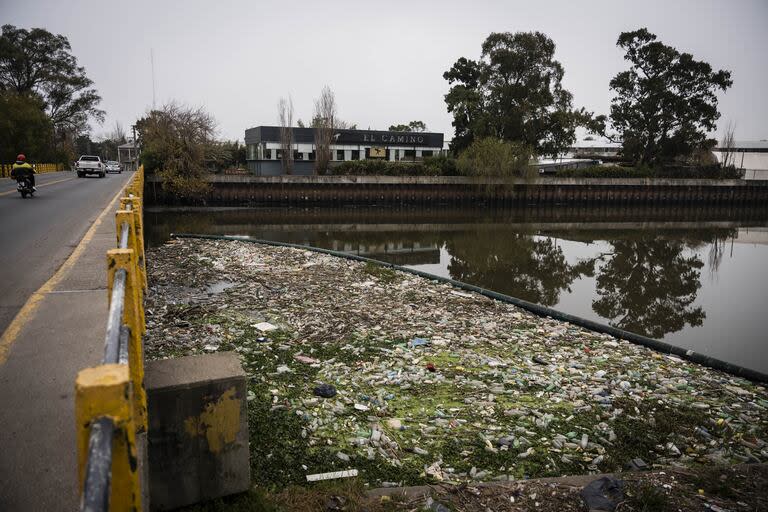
[
  {"left": 444, "top": 28, "right": 732, "bottom": 171},
  {"left": 0, "top": 24, "right": 110, "bottom": 163}
]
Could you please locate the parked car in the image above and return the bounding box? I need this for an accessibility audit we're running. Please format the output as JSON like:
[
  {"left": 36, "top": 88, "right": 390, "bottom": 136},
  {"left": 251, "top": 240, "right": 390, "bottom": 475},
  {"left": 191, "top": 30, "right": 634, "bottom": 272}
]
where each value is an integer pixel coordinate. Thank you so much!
[
  {"left": 75, "top": 155, "right": 105, "bottom": 178},
  {"left": 105, "top": 161, "right": 122, "bottom": 174}
]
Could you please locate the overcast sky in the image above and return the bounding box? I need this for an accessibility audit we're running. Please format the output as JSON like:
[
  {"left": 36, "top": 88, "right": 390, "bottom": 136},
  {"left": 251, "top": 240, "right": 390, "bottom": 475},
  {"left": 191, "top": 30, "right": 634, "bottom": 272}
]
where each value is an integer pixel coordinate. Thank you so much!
[{"left": 3, "top": 0, "right": 767, "bottom": 142}]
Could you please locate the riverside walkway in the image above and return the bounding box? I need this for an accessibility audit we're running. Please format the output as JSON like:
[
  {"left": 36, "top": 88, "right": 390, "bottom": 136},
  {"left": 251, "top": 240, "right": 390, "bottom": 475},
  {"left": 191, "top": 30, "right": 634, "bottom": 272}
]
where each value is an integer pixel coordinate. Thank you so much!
[{"left": 0, "top": 171, "right": 132, "bottom": 510}]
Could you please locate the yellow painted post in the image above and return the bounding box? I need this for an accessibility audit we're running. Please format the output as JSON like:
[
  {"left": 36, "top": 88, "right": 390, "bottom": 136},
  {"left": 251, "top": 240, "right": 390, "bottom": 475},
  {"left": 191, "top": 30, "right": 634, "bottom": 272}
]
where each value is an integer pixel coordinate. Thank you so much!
[
  {"left": 115, "top": 209, "right": 146, "bottom": 332},
  {"left": 121, "top": 197, "right": 147, "bottom": 291},
  {"left": 106, "top": 248, "right": 147, "bottom": 432},
  {"left": 75, "top": 364, "right": 141, "bottom": 512}
]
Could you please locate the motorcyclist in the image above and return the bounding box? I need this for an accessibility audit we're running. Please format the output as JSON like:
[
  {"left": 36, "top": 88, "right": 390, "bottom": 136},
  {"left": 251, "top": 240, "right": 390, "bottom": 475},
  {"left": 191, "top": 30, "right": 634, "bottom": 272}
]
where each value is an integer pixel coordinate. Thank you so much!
[{"left": 11, "top": 154, "right": 36, "bottom": 191}]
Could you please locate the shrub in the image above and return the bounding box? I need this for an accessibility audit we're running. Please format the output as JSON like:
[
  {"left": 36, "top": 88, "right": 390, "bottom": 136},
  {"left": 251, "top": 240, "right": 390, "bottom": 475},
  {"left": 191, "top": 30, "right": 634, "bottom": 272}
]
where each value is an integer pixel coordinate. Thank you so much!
[
  {"left": 329, "top": 156, "right": 459, "bottom": 177},
  {"left": 457, "top": 137, "right": 534, "bottom": 178},
  {"left": 556, "top": 164, "right": 744, "bottom": 179}
]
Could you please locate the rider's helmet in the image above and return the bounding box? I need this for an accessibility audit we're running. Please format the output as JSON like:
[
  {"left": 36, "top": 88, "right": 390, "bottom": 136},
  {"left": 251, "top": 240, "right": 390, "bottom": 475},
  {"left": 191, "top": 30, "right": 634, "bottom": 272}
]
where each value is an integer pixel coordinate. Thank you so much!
[{"left": 16, "top": 154, "right": 26, "bottom": 162}]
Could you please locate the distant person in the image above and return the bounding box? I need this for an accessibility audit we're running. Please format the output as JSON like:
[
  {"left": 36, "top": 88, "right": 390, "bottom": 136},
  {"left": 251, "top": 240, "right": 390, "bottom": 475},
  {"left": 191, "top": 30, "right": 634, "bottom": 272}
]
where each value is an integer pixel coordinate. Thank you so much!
[{"left": 11, "top": 154, "right": 36, "bottom": 191}]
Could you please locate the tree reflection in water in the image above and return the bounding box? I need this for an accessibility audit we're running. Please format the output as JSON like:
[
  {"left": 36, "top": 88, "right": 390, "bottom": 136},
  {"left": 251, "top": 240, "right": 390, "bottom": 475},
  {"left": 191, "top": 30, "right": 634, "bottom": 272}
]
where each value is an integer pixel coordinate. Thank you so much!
[
  {"left": 591, "top": 236, "right": 706, "bottom": 339},
  {"left": 445, "top": 230, "right": 595, "bottom": 306}
]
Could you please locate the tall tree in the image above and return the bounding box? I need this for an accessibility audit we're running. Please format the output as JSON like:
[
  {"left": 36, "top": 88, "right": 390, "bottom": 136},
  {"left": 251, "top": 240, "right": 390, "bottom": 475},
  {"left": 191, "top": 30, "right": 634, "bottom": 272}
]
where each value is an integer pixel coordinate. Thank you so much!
[
  {"left": 0, "top": 91, "right": 55, "bottom": 162},
  {"left": 135, "top": 102, "right": 216, "bottom": 198},
  {"left": 0, "top": 25, "right": 104, "bottom": 136},
  {"left": 313, "top": 86, "right": 336, "bottom": 174},
  {"left": 604, "top": 28, "right": 732, "bottom": 165},
  {"left": 278, "top": 96, "right": 294, "bottom": 174},
  {"left": 444, "top": 32, "right": 594, "bottom": 157}
]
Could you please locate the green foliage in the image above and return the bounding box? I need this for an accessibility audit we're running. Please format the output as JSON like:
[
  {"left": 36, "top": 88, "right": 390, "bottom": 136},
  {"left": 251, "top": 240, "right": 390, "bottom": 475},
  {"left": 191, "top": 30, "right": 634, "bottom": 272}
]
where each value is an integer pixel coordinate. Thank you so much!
[
  {"left": 330, "top": 155, "right": 460, "bottom": 177},
  {"left": 0, "top": 91, "right": 56, "bottom": 162},
  {"left": 389, "top": 121, "right": 427, "bottom": 132},
  {"left": 605, "top": 28, "right": 732, "bottom": 165},
  {"left": 456, "top": 137, "right": 534, "bottom": 178},
  {"left": 444, "top": 32, "right": 597, "bottom": 157},
  {"left": 555, "top": 164, "right": 744, "bottom": 179},
  {"left": 0, "top": 24, "right": 104, "bottom": 134},
  {"left": 136, "top": 103, "right": 215, "bottom": 199}
]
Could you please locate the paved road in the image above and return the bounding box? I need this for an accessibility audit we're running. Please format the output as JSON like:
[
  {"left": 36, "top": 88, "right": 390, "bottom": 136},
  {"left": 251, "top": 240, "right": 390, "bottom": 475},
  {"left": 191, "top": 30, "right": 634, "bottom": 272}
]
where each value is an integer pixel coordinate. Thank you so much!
[
  {"left": 0, "top": 171, "right": 131, "bottom": 333},
  {"left": 0, "top": 169, "right": 134, "bottom": 510}
]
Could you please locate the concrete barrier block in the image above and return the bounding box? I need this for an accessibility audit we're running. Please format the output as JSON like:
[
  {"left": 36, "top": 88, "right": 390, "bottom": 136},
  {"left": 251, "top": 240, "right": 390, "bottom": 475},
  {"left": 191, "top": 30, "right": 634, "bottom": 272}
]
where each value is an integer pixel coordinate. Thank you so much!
[{"left": 145, "top": 352, "right": 250, "bottom": 510}]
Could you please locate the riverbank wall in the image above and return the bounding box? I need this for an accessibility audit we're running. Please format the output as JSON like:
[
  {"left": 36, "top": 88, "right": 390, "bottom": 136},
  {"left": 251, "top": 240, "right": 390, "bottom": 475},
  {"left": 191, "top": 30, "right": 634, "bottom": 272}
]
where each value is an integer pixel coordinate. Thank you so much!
[{"left": 145, "top": 175, "right": 768, "bottom": 206}]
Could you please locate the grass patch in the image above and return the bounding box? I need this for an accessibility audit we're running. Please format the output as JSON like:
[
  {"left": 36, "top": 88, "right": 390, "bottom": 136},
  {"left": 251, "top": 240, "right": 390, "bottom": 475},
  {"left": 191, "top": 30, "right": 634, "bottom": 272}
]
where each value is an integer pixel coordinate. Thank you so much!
[
  {"left": 362, "top": 262, "right": 402, "bottom": 284},
  {"left": 624, "top": 482, "right": 673, "bottom": 512}
]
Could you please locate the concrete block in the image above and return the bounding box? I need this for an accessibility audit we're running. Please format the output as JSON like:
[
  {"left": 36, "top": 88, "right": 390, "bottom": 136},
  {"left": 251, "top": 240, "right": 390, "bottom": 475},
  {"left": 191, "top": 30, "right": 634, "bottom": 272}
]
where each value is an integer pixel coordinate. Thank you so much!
[{"left": 145, "top": 352, "right": 250, "bottom": 510}]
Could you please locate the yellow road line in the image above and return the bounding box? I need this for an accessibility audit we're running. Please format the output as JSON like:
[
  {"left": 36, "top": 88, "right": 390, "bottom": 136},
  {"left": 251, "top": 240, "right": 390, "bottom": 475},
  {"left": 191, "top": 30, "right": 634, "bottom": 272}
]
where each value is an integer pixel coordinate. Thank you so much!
[
  {"left": 0, "top": 177, "right": 75, "bottom": 196},
  {"left": 0, "top": 184, "right": 127, "bottom": 364}
]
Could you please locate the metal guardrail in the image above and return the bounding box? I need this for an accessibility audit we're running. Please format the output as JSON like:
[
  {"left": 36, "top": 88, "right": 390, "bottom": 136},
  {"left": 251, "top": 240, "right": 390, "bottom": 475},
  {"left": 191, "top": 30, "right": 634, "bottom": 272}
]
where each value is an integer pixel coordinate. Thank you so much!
[
  {"left": 75, "top": 166, "right": 147, "bottom": 512},
  {"left": 0, "top": 163, "right": 65, "bottom": 177}
]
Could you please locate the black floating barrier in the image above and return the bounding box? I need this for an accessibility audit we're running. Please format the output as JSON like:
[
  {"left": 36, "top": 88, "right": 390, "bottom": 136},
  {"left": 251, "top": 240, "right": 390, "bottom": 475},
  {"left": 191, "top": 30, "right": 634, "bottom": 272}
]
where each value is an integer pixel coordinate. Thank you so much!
[{"left": 170, "top": 233, "right": 768, "bottom": 384}]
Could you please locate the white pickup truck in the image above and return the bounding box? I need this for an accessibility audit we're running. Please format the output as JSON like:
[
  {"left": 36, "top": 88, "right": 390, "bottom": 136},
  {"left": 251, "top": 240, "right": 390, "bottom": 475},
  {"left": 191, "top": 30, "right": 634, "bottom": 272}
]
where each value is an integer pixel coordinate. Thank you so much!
[{"left": 75, "top": 155, "right": 106, "bottom": 178}]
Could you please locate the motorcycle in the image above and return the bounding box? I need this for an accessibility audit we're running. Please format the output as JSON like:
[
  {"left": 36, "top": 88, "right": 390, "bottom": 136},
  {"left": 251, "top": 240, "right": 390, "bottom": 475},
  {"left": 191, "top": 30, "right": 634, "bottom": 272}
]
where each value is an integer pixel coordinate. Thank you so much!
[{"left": 16, "top": 175, "right": 35, "bottom": 198}]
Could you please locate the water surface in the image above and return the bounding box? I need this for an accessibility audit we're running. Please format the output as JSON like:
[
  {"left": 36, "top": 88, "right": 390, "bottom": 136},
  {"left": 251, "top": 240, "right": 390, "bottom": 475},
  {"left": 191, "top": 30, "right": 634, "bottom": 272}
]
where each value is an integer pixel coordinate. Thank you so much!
[{"left": 146, "top": 206, "right": 768, "bottom": 374}]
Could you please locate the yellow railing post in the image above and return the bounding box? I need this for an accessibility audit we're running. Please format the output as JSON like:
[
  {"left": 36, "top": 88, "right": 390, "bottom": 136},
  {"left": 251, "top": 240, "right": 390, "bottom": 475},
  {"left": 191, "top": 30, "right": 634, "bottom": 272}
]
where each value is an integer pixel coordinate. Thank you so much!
[
  {"left": 120, "top": 197, "right": 148, "bottom": 292},
  {"left": 75, "top": 364, "right": 141, "bottom": 512},
  {"left": 106, "top": 248, "right": 147, "bottom": 432}
]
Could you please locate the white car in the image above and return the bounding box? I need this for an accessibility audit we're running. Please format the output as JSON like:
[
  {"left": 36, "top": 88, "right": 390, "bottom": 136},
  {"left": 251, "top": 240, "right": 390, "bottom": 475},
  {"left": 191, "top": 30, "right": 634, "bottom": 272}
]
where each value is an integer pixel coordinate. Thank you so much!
[
  {"left": 105, "top": 161, "right": 122, "bottom": 174},
  {"left": 75, "top": 155, "right": 105, "bottom": 178}
]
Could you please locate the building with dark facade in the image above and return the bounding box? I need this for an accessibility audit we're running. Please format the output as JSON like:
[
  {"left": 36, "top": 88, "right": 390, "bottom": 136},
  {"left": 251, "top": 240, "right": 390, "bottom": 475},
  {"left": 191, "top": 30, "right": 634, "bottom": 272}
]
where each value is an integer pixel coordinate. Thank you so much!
[{"left": 244, "top": 126, "right": 444, "bottom": 175}]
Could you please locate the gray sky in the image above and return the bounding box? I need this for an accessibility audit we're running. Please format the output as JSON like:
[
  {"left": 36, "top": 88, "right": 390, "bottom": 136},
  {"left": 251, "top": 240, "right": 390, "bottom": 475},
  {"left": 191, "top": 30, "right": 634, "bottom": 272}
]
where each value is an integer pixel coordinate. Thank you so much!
[{"left": 3, "top": 0, "right": 767, "bottom": 142}]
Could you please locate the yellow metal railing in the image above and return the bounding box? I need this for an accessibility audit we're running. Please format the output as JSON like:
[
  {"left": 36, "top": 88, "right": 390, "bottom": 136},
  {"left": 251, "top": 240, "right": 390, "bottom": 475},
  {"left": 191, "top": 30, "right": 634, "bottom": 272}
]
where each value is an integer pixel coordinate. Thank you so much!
[
  {"left": 0, "top": 163, "right": 66, "bottom": 177},
  {"left": 76, "top": 165, "right": 146, "bottom": 511}
]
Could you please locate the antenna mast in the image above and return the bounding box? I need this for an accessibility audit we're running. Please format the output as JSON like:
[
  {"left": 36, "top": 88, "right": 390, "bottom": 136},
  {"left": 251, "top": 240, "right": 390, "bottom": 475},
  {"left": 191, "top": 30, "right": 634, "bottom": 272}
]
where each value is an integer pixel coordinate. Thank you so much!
[{"left": 151, "top": 49, "right": 156, "bottom": 108}]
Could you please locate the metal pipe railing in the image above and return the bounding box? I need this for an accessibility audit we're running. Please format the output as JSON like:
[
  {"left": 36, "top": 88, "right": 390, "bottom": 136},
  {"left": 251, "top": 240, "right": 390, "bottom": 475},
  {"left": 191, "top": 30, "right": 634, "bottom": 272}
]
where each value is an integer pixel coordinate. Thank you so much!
[
  {"left": 102, "top": 269, "right": 126, "bottom": 365},
  {"left": 77, "top": 166, "right": 146, "bottom": 512},
  {"left": 80, "top": 417, "right": 115, "bottom": 512}
]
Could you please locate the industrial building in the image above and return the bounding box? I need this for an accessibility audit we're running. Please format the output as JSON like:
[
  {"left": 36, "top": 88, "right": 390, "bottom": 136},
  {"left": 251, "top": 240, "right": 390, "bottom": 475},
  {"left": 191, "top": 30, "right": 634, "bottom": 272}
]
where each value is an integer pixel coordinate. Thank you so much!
[{"left": 244, "top": 126, "right": 444, "bottom": 175}]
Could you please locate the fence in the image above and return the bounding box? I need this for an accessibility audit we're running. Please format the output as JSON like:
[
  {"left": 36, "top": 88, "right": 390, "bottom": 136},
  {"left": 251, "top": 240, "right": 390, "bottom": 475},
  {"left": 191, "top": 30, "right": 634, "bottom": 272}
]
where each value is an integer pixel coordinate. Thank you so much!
[
  {"left": 75, "top": 165, "right": 147, "bottom": 511},
  {"left": 0, "top": 163, "right": 66, "bottom": 177}
]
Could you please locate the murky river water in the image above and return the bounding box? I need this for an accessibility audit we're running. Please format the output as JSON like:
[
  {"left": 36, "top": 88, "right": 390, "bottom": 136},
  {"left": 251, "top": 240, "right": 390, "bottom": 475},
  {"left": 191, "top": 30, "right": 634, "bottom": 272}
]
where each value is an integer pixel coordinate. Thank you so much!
[{"left": 146, "top": 206, "right": 768, "bottom": 374}]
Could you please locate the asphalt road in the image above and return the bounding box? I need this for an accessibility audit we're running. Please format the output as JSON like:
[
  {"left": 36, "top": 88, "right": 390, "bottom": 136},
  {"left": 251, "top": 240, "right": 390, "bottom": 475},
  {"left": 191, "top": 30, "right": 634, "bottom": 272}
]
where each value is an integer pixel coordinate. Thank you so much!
[{"left": 0, "top": 170, "right": 132, "bottom": 334}]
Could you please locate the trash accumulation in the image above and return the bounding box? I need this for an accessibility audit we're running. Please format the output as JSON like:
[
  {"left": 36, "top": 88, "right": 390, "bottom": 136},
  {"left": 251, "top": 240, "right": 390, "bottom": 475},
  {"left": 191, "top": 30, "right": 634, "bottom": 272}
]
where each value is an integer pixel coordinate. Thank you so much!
[{"left": 145, "top": 238, "right": 768, "bottom": 489}]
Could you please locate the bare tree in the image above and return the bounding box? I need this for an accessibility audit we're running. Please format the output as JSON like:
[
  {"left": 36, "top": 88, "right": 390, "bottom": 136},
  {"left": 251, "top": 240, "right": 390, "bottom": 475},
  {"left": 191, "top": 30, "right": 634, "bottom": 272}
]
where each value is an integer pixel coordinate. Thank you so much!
[
  {"left": 110, "top": 121, "right": 127, "bottom": 144},
  {"left": 313, "top": 86, "right": 337, "bottom": 174},
  {"left": 720, "top": 121, "right": 737, "bottom": 169},
  {"left": 278, "top": 97, "right": 294, "bottom": 174}
]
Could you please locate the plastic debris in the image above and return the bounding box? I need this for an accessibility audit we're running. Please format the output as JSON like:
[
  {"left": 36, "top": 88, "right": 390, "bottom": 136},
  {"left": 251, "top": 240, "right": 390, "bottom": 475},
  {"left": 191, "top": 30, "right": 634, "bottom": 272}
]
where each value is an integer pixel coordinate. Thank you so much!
[
  {"left": 313, "top": 383, "right": 337, "bottom": 398},
  {"left": 143, "top": 238, "right": 768, "bottom": 489},
  {"left": 626, "top": 458, "right": 648, "bottom": 471},
  {"left": 305, "top": 469, "right": 358, "bottom": 482},
  {"left": 254, "top": 322, "right": 277, "bottom": 332},
  {"left": 409, "top": 337, "right": 430, "bottom": 348}
]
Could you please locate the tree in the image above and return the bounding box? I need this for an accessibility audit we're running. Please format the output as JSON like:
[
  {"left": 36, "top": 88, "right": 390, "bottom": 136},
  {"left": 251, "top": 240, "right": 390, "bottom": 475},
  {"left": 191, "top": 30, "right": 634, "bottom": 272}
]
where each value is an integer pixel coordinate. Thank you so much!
[
  {"left": 719, "top": 121, "right": 737, "bottom": 169},
  {"left": 297, "top": 118, "right": 306, "bottom": 128},
  {"left": 136, "top": 102, "right": 216, "bottom": 198},
  {"left": 444, "top": 32, "right": 594, "bottom": 157},
  {"left": 603, "top": 28, "right": 732, "bottom": 165},
  {"left": 0, "top": 90, "right": 55, "bottom": 162},
  {"left": 389, "top": 121, "right": 427, "bottom": 132},
  {"left": 313, "top": 86, "right": 336, "bottom": 174},
  {"left": 456, "top": 137, "right": 533, "bottom": 178},
  {"left": 0, "top": 25, "right": 104, "bottom": 136},
  {"left": 278, "top": 96, "right": 294, "bottom": 174}
]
